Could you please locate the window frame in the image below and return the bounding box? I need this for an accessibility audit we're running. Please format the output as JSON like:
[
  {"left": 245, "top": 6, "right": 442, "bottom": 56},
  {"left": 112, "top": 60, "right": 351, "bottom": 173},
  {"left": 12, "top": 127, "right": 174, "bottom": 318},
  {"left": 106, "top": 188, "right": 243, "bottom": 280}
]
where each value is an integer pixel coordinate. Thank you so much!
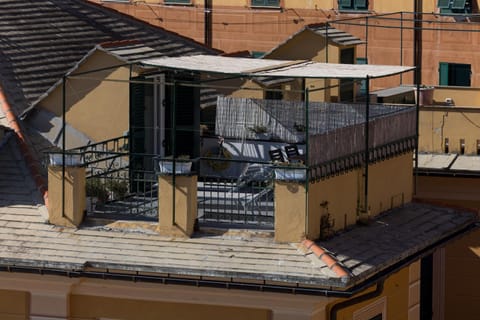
[
  {"left": 250, "top": 0, "right": 281, "bottom": 8},
  {"left": 164, "top": 0, "right": 192, "bottom": 5},
  {"left": 338, "top": 0, "right": 369, "bottom": 12},
  {"left": 437, "top": 0, "right": 471, "bottom": 13}
]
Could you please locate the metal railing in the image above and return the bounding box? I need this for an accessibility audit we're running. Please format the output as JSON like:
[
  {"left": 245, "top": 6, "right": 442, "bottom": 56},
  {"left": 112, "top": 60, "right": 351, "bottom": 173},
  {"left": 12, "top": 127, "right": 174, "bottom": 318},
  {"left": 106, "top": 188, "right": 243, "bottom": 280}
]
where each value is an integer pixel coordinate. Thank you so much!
[
  {"left": 197, "top": 158, "right": 275, "bottom": 229},
  {"left": 68, "top": 136, "right": 158, "bottom": 220}
]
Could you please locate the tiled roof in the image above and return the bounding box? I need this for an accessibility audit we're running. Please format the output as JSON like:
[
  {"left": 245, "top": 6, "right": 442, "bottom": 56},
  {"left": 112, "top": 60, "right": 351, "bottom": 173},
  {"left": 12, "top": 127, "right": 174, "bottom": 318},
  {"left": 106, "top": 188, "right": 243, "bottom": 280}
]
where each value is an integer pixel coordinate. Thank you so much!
[
  {"left": 313, "top": 203, "right": 476, "bottom": 287},
  {"left": 307, "top": 23, "right": 365, "bottom": 46},
  {"left": 0, "top": 0, "right": 216, "bottom": 117},
  {"left": 262, "top": 23, "right": 364, "bottom": 58},
  {"left": 0, "top": 140, "right": 476, "bottom": 291}
]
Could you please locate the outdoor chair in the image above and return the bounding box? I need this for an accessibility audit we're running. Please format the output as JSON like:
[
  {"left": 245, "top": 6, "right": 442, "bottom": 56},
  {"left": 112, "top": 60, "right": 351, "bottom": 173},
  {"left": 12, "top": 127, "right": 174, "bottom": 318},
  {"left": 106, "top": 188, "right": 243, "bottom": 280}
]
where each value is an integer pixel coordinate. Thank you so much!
[
  {"left": 284, "top": 145, "right": 305, "bottom": 163},
  {"left": 268, "top": 148, "right": 285, "bottom": 163}
]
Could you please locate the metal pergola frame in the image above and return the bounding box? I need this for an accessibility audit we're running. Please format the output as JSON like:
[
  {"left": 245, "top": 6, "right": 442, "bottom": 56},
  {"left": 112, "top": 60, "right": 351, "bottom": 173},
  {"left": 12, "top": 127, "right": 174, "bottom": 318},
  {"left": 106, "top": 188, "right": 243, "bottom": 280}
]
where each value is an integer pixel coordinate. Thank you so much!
[{"left": 57, "top": 54, "right": 417, "bottom": 231}]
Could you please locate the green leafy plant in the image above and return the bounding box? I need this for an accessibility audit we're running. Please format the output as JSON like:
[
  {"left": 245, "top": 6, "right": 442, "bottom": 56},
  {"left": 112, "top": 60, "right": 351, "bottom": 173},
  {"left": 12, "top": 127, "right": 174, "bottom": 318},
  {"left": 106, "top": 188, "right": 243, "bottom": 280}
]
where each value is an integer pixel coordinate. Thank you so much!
[
  {"left": 107, "top": 179, "right": 128, "bottom": 200},
  {"left": 86, "top": 178, "right": 109, "bottom": 202},
  {"left": 248, "top": 125, "right": 268, "bottom": 134}
]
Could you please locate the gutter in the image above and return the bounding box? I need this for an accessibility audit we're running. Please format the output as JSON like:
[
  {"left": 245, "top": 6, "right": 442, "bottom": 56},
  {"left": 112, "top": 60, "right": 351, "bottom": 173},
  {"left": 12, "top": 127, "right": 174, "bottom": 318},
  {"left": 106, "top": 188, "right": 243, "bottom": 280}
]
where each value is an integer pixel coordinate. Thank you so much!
[{"left": 0, "top": 88, "right": 48, "bottom": 207}]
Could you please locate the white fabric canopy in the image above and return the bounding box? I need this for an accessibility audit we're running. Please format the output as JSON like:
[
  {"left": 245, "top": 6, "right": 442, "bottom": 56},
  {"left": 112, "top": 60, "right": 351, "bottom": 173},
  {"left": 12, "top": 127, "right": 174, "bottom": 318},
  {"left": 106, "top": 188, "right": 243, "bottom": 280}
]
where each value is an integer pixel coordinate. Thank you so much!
[{"left": 142, "top": 55, "right": 415, "bottom": 79}]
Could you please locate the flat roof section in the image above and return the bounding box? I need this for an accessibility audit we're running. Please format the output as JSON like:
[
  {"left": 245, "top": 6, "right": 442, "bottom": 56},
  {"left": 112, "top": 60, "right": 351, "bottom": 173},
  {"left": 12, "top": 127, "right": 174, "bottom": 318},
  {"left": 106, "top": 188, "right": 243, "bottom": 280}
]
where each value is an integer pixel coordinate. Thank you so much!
[
  {"left": 417, "top": 153, "right": 457, "bottom": 170},
  {"left": 450, "top": 155, "right": 480, "bottom": 171}
]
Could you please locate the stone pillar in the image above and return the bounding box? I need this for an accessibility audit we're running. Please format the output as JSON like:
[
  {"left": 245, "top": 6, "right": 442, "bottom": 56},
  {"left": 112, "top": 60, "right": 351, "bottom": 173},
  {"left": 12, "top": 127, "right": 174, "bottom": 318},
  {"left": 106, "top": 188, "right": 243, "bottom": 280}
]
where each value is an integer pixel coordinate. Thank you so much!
[
  {"left": 274, "top": 180, "right": 307, "bottom": 243},
  {"left": 158, "top": 175, "right": 197, "bottom": 237},
  {"left": 48, "top": 166, "right": 86, "bottom": 228}
]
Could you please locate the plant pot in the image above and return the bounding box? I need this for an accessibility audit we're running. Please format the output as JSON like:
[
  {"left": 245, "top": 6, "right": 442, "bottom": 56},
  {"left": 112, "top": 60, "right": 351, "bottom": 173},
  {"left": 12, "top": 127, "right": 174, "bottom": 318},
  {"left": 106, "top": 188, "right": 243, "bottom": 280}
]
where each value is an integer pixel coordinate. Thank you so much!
[
  {"left": 415, "top": 87, "right": 434, "bottom": 106},
  {"left": 158, "top": 160, "right": 192, "bottom": 175},
  {"left": 49, "top": 153, "right": 82, "bottom": 166},
  {"left": 274, "top": 167, "right": 306, "bottom": 181}
]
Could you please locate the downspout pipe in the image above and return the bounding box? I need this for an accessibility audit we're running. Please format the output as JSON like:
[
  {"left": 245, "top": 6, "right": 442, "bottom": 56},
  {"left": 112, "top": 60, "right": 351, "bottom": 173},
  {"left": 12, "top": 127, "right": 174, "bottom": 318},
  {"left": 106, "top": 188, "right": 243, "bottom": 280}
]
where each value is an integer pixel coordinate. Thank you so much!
[
  {"left": 330, "top": 281, "right": 384, "bottom": 320},
  {"left": 0, "top": 88, "right": 49, "bottom": 208}
]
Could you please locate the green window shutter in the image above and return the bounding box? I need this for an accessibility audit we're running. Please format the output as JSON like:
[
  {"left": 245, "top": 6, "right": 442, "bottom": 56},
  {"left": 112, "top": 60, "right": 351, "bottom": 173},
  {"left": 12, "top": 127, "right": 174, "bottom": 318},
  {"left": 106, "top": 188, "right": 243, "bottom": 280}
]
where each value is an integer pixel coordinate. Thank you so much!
[
  {"left": 437, "top": 0, "right": 451, "bottom": 8},
  {"left": 439, "top": 62, "right": 449, "bottom": 85},
  {"left": 129, "top": 76, "right": 147, "bottom": 192},
  {"left": 355, "top": 0, "right": 368, "bottom": 9},
  {"left": 452, "top": 0, "right": 466, "bottom": 9},
  {"left": 339, "top": 0, "right": 353, "bottom": 8},
  {"left": 129, "top": 76, "right": 146, "bottom": 155}
]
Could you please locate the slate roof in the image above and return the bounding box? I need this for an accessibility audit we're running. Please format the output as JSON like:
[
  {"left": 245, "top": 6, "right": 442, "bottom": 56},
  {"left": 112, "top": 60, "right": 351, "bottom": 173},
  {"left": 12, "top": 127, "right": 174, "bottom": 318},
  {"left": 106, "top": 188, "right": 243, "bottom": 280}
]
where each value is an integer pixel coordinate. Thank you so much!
[
  {"left": 262, "top": 23, "right": 364, "bottom": 58},
  {"left": 0, "top": 134, "right": 476, "bottom": 291},
  {"left": 0, "top": 0, "right": 217, "bottom": 117}
]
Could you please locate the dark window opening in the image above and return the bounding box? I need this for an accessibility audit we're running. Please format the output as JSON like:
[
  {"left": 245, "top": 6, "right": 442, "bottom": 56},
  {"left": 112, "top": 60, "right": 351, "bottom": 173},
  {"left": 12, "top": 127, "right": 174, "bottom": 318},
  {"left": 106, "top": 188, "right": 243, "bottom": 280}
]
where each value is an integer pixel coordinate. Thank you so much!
[
  {"left": 251, "top": 0, "right": 280, "bottom": 7},
  {"left": 439, "top": 62, "right": 471, "bottom": 87},
  {"left": 165, "top": 0, "right": 191, "bottom": 4},
  {"left": 265, "top": 87, "right": 283, "bottom": 100}
]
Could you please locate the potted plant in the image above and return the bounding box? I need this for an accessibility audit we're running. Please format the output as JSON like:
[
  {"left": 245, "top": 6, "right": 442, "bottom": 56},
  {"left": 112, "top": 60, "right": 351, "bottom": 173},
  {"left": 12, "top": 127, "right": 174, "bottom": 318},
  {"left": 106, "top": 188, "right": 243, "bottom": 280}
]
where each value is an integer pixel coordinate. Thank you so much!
[
  {"left": 248, "top": 124, "right": 271, "bottom": 140},
  {"left": 415, "top": 85, "right": 434, "bottom": 106},
  {"left": 106, "top": 179, "right": 128, "bottom": 200},
  {"left": 293, "top": 122, "right": 306, "bottom": 143},
  {"left": 48, "top": 151, "right": 82, "bottom": 166},
  {"left": 85, "top": 178, "right": 109, "bottom": 211},
  {"left": 158, "top": 155, "right": 192, "bottom": 175}
]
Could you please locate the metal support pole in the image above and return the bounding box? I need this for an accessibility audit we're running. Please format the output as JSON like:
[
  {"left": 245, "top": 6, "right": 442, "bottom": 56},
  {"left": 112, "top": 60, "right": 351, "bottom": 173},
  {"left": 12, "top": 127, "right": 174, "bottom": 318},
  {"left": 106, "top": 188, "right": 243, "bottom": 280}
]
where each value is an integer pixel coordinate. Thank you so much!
[
  {"left": 325, "top": 24, "right": 329, "bottom": 63},
  {"left": 204, "top": 0, "right": 212, "bottom": 48},
  {"left": 400, "top": 12, "right": 404, "bottom": 83},
  {"left": 304, "top": 87, "right": 310, "bottom": 237},
  {"left": 415, "top": 81, "right": 420, "bottom": 195},
  {"left": 171, "top": 80, "right": 177, "bottom": 225},
  {"left": 364, "top": 76, "right": 370, "bottom": 214},
  {"left": 365, "top": 16, "right": 369, "bottom": 61},
  {"left": 414, "top": 0, "right": 423, "bottom": 86},
  {"left": 61, "top": 76, "right": 66, "bottom": 218}
]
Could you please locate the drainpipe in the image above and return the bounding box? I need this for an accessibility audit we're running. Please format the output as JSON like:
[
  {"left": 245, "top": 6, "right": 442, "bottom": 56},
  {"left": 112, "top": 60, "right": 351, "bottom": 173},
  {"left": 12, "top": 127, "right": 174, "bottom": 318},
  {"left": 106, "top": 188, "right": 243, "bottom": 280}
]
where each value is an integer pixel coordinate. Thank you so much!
[
  {"left": 329, "top": 281, "right": 384, "bottom": 320},
  {"left": 0, "top": 88, "right": 49, "bottom": 207}
]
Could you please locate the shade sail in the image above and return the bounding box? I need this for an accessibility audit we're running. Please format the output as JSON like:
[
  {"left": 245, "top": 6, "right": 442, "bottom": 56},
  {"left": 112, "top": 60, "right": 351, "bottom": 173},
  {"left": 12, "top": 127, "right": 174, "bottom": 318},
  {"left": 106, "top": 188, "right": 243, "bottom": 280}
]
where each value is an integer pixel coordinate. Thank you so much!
[{"left": 141, "top": 54, "right": 415, "bottom": 79}]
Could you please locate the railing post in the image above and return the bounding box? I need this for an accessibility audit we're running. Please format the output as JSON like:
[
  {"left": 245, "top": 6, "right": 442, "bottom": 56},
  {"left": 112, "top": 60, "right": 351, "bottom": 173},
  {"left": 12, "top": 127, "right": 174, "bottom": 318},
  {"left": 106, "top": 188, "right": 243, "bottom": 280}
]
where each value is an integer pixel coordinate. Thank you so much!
[
  {"left": 48, "top": 164, "right": 86, "bottom": 227},
  {"left": 158, "top": 173, "right": 198, "bottom": 237}
]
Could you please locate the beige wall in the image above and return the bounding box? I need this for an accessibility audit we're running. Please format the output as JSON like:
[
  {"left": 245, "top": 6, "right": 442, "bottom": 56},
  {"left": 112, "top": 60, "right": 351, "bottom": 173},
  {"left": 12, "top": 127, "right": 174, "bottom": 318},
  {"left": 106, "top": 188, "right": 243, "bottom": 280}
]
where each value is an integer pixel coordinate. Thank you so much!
[
  {"left": 0, "top": 272, "right": 334, "bottom": 320},
  {"left": 433, "top": 86, "right": 480, "bottom": 107},
  {"left": 329, "top": 264, "right": 419, "bottom": 320},
  {"left": 444, "top": 229, "right": 480, "bottom": 320},
  {"left": 0, "top": 289, "right": 29, "bottom": 320},
  {"left": 416, "top": 176, "right": 480, "bottom": 207},
  {"left": 39, "top": 50, "right": 130, "bottom": 143},
  {"left": 308, "top": 153, "right": 413, "bottom": 237},
  {"left": 419, "top": 107, "right": 480, "bottom": 154},
  {"left": 0, "top": 265, "right": 422, "bottom": 320},
  {"left": 275, "top": 153, "right": 413, "bottom": 241},
  {"left": 416, "top": 175, "right": 480, "bottom": 320}
]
